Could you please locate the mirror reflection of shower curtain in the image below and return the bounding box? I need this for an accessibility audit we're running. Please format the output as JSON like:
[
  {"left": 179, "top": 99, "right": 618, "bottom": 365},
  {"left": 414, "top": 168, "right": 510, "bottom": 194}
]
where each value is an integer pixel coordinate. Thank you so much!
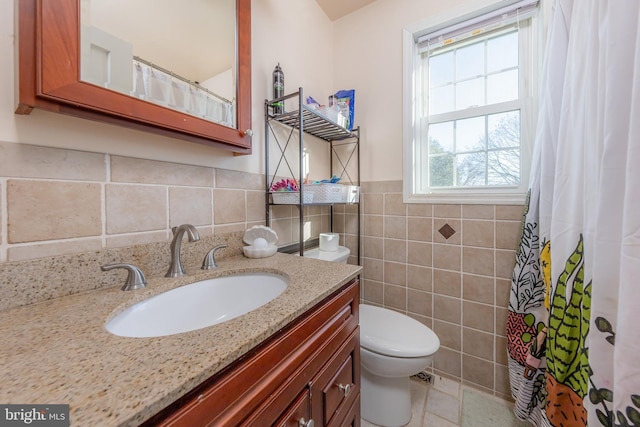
[{"left": 131, "top": 61, "right": 232, "bottom": 126}]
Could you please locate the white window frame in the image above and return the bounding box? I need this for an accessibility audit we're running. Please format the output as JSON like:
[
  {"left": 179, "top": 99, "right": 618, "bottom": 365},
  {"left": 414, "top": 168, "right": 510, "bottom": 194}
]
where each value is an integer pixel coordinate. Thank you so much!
[{"left": 402, "top": 0, "right": 540, "bottom": 205}]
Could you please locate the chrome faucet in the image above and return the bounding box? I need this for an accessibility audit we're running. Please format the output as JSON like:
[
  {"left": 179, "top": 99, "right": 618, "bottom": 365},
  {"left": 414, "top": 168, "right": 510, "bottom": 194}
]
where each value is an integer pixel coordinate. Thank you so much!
[
  {"left": 101, "top": 263, "right": 147, "bottom": 291},
  {"left": 166, "top": 224, "right": 200, "bottom": 277},
  {"left": 202, "top": 244, "right": 228, "bottom": 270}
]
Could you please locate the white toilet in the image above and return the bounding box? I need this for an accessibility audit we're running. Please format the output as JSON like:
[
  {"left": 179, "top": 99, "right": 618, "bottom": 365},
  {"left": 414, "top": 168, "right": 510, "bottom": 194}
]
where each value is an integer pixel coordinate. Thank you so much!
[
  {"left": 301, "top": 245, "right": 350, "bottom": 263},
  {"left": 359, "top": 304, "right": 440, "bottom": 427}
]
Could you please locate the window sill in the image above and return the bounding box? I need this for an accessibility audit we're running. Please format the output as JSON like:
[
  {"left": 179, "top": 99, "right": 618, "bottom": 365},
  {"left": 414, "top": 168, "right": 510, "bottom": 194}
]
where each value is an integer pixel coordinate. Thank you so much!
[{"left": 403, "top": 190, "right": 527, "bottom": 205}]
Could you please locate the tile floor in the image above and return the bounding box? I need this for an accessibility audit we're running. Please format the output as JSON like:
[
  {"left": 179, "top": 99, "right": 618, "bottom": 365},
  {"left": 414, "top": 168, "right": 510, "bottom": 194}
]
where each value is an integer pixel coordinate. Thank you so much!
[{"left": 360, "top": 376, "right": 522, "bottom": 427}]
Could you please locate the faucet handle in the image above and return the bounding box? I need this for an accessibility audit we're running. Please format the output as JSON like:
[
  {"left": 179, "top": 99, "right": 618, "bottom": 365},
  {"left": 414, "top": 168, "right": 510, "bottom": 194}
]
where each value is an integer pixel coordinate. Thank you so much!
[
  {"left": 102, "top": 263, "right": 147, "bottom": 291},
  {"left": 202, "top": 244, "right": 228, "bottom": 270}
]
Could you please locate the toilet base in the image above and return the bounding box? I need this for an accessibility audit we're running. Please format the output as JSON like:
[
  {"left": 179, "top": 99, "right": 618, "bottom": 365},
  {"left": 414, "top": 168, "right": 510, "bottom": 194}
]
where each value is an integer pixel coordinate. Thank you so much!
[{"left": 361, "top": 368, "right": 412, "bottom": 427}]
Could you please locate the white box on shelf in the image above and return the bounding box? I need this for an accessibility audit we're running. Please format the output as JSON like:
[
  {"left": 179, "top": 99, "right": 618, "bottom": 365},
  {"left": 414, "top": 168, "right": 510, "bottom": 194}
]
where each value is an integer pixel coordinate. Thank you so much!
[
  {"left": 271, "top": 191, "right": 313, "bottom": 204},
  {"left": 342, "top": 185, "right": 360, "bottom": 203}
]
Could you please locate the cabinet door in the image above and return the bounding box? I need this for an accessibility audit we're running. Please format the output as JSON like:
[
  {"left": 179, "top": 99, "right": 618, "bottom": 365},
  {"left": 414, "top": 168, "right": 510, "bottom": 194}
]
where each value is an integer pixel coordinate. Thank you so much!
[
  {"left": 274, "top": 388, "right": 312, "bottom": 427},
  {"left": 311, "top": 331, "right": 360, "bottom": 427}
]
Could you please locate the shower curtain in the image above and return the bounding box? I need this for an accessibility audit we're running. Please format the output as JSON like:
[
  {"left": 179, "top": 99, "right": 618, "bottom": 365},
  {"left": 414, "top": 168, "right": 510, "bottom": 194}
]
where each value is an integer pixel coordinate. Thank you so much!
[{"left": 507, "top": 1, "right": 640, "bottom": 426}]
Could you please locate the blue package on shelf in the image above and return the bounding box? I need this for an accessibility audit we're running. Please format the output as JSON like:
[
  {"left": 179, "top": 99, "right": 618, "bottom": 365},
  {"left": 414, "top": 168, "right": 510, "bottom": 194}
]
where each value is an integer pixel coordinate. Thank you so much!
[{"left": 334, "top": 89, "right": 355, "bottom": 131}]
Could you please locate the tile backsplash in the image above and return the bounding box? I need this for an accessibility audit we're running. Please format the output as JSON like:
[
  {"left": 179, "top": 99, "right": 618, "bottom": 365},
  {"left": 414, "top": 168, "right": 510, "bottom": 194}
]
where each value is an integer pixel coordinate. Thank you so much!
[{"left": 0, "top": 141, "right": 523, "bottom": 400}]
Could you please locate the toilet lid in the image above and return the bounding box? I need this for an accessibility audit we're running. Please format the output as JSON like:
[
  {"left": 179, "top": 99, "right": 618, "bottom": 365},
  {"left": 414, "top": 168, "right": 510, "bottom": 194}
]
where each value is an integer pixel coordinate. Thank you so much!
[{"left": 359, "top": 304, "right": 440, "bottom": 358}]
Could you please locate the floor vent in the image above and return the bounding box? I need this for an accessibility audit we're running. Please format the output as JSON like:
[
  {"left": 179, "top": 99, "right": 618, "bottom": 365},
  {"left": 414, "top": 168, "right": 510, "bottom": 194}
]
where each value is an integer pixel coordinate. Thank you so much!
[{"left": 411, "top": 371, "right": 433, "bottom": 385}]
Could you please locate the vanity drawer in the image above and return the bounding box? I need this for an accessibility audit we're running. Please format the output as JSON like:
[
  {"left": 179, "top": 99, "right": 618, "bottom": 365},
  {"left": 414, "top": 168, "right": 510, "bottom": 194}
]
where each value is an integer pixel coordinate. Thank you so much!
[
  {"left": 273, "top": 388, "right": 311, "bottom": 427},
  {"left": 311, "top": 331, "right": 360, "bottom": 427}
]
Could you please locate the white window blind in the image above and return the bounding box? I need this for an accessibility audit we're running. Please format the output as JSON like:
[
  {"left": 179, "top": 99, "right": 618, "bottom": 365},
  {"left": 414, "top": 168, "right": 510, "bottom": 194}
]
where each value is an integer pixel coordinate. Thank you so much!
[{"left": 417, "top": 0, "right": 538, "bottom": 52}]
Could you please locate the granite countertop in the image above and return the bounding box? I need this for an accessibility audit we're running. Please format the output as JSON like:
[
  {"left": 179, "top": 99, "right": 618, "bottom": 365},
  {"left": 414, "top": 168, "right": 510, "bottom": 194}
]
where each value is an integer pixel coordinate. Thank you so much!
[{"left": 0, "top": 253, "right": 361, "bottom": 426}]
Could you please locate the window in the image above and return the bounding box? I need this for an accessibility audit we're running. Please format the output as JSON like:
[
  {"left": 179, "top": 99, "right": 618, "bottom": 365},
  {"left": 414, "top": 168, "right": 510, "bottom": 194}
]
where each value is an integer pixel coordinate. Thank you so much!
[{"left": 403, "top": 0, "right": 539, "bottom": 204}]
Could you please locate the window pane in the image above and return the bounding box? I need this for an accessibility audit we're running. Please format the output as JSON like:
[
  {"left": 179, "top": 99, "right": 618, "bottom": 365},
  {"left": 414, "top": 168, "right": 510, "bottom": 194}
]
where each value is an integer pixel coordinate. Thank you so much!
[
  {"left": 456, "top": 116, "right": 485, "bottom": 153},
  {"left": 488, "top": 111, "right": 520, "bottom": 149},
  {"left": 487, "top": 69, "right": 518, "bottom": 104},
  {"left": 456, "top": 77, "right": 484, "bottom": 110},
  {"left": 430, "top": 84, "right": 454, "bottom": 114},
  {"left": 429, "top": 121, "right": 454, "bottom": 153},
  {"left": 456, "top": 152, "right": 486, "bottom": 186},
  {"left": 487, "top": 149, "right": 520, "bottom": 185},
  {"left": 430, "top": 51, "right": 454, "bottom": 87},
  {"left": 456, "top": 42, "right": 484, "bottom": 80},
  {"left": 487, "top": 31, "right": 518, "bottom": 73},
  {"left": 430, "top": 155, "right": 454, "bottom": 187}
]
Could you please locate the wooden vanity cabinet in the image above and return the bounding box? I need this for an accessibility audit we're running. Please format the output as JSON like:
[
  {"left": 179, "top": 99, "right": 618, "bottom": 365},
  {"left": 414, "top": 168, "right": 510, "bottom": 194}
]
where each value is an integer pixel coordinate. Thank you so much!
[{"left": 143, "top": 279, "right": 360, "bottom": 427}]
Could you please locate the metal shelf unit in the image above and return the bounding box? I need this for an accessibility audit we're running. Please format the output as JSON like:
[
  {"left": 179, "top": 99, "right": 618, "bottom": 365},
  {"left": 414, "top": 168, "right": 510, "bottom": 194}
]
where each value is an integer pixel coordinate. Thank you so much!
[{"left": 265, "top": 87, "right": 360, "bottom": 264}]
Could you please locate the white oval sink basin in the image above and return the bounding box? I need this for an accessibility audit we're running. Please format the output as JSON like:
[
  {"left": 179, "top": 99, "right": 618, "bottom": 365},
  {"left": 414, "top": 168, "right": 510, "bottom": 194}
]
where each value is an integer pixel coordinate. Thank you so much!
[{"left": 106, "top": 273, "right": 288, "bottom": 338}]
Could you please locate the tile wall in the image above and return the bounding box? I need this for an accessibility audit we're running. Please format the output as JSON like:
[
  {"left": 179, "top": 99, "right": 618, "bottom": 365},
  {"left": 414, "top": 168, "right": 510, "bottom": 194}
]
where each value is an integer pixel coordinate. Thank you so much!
[
  {"left": 356, "top": 180, "right": 524, "bottom": 400},
  {"left": 0, "top": 141, "right": 523, "bottom": 399}
]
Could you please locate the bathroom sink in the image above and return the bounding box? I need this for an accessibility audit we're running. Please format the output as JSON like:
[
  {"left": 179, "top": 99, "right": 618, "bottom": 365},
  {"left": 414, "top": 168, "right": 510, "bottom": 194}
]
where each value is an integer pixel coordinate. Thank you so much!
[{"left": 106, "top": 273, "right": 288, "bottom": 338}]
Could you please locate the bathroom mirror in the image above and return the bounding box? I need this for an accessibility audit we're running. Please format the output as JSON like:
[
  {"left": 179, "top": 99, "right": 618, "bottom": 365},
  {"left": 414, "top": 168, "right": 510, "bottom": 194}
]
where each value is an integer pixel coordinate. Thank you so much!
[{"left": 17, "top": 0, "right": 252, "bottom": 154}]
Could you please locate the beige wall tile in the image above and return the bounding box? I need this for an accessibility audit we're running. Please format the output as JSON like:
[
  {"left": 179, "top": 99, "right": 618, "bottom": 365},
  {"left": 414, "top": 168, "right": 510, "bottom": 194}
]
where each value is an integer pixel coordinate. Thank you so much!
[
  {"left": 384, "top": 261, "right": 407, "bottom": 286},
  {"left": 384, "top": 216, "right": 406, "bottom": 239},
  {"left": 407, "top": 217, "right": 433, "bottom": 242},
  {"left": 363, "top": 193, "right": 383, "bottom": 214},
  {"left": 7, "top": 239, "right": 103, "bottom": 262},
  {"left": 384, "top": 238, "right": 406, "bottom": 263},
  {"left": 270, "top": 218, "right": 293, "bottom": 246},
  {"left": 169, "top": 187, "right": 213, "bottom": 227},
  {"left": 408, "top": 289, "right": 432, "bottom": 317},
  {"left": 496, "top": 204, "right": 524, "bottom": 220},
  {"left": 363, "top": 257, "right": 384, "bottom": 282},
  {"left": 216, "top": 169, "right": 263, "bottom": 190},
  {"left": 363, "top": 280, "right": 384, "bottom": 305},
  {"left": 496, "top": 307, "right": 508, "bottom": 337},
  {"left": 364, "top": 215, "right": 383, "bottom": 237},
  {"left": 0, "top": 142, "right": 106, "bottom": 181},
  {"left": 463, "top": 355, "right": 494, "bottom": 390},
  {"left": 462, "top": 247, "right": 494, "bottom": 276},
  {"left": 384, "top": 284, "right": 407, "bottom": 311},
  {"left": 434, "top": 269, "right": 461, "bottom": 297},
  {"left": 463, "top": 328, "right": 494, "bottom": 360},
  {"left": 463, "top": 301, "right": 494, "bottom": 333},
  {"left": 111, "top": 156, "right": 213, "bottom": 186},
  {"left": 462, "top": 220, "right": 494, "bottom": 248},
  {"left": 363, "top": 236, "right": 383, "bottom": 259},
  {"left": 8, "top": 180, "right": 102, "bottom": 243},
  {"left": 409, "top": 313, "right": 432, "bottom": 329},
  {"left": 271, "top": 204, "right": 293, "bottom": 219},
  {"left": 407, "top": 265, "right": 432, "bottom": 292},
  {"left": 496, "top": 220, "right": 521, "bottom": 250},
  {"left": 246, "top": 190, "right": 266, "bottom": 222},
  {"left": 462, "top": 205, "right": 494, "bottom": 219},
  {"left": 345, "top": 213, "right": 359, "bottom": 234},
  {"left": 433, "top": 320, "right": 461, "bottom": 351},
  {"left": 433, "top": 295, "right": 461, "bottom": 324},
  {"left": 361, "top": 180, "right": 403, "bottom": 193},
  {"left": 463, "top": 274, "right": 495, "bottom": 305},
  {"left": 434, "top": 348, "right": 462, "bottom": 378},
  {"left": 407, "top": 241, "right": 432, "bottom": 266},
  {"left": 213, "top": 189, "right": 246, "bottom": 224},
  {"left": 384, "top": 193, "right": 406, "bottom": 216},
  {"left": 494, "top": 364, "right": 511, "bottom": 396},
  {"left": 495, "top": 278, "right": 511, "bottom": 308},
  {"left": 433, "top": 244, "right": 461, "bottom": 271},
  {"left": 495, "top": 336, "right": 508, "bottom": 365},
  {"left": 407, "top": 203, "right": 433, "bottom": 217},
  {"left": 106, "top": 231, "right": 170, "bottom": 249},
  {"left": 495, "top": 250, "right": 516, "bottom": 279},
  {"left": 214, "top": 223, "right": 246, "bottom": 235},
  {"left": 106, "top": 184, "right": 167, "bottom": 234},
  {"left": 434, "top": 204, "right": 461, "bottom": 218}
]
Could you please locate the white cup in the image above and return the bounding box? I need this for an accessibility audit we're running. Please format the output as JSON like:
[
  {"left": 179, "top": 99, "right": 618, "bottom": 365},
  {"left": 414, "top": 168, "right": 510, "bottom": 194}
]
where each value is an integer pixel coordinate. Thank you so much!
[{"left": 319, "top": 233, "right": 339, "bottom": 252}]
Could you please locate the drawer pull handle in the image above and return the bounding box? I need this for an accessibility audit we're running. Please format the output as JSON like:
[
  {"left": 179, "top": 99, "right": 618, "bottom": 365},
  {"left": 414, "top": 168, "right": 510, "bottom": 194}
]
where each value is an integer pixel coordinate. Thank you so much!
[
  {"left": 338, "top": 383, "right": 351, "bottom": 396},
  {"left": 298, "top": 417, "right": 314, "bottom": 427}
]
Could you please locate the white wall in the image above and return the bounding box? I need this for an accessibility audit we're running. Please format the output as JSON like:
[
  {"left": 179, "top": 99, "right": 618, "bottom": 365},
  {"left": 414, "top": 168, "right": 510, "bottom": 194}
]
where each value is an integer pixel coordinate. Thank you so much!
[
  {"left": 0, "top": 0, "right": 334, "bottom": 175},
  {"left": 331, "top": 0, "right": 551, "bottom": 182}
]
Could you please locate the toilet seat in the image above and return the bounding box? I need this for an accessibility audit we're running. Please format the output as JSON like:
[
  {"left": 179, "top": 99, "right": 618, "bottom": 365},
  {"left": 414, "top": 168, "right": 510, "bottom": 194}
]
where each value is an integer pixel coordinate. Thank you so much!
[{"left": 360, "top": 304, "right": 440, "bottom": 358}]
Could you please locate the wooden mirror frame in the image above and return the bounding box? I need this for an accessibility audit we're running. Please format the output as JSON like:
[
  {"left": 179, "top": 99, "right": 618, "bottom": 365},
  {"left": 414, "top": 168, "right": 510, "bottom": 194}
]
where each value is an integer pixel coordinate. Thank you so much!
[{"left": 16, "top": 0, "right": 252, "bottom": 154}]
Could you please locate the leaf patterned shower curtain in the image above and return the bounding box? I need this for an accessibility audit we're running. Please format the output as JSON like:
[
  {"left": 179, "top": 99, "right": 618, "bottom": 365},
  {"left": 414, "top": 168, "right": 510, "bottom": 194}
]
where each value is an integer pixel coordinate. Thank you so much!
[{"left": 507, "top": 1, "right": 640, "bottom": 426}]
